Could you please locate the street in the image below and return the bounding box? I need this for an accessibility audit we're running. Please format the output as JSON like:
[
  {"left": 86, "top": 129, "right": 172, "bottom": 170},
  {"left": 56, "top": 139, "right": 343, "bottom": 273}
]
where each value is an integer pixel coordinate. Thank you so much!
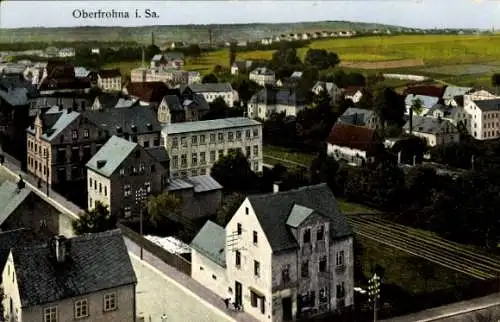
[{"left": 131, "top": 254, "right": 233, "bottom": 322}]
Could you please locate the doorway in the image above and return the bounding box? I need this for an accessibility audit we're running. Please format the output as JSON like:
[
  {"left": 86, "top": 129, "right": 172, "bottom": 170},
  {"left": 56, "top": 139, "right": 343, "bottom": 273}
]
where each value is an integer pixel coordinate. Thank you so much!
[
  {"left": 282, "top": 297, "right": 292, "bottom": 321},
  {"left": 235, "top": 281, "right": 242, "bottom": 307}
]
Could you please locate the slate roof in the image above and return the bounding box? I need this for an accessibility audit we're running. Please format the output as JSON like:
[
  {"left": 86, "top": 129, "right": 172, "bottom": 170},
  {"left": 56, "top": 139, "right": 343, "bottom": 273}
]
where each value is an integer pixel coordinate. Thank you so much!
[
  {"left": 247, "top": 183, "right": 353, "bottom": 253},
  {"left": 250, "top": 87, "right": 305, "bottom": 105},
  {"left": 339, "top": 107, "right": 375, "bottom": 126},
  {"left": 162, "top": 117, "right": 261, "bottom": 135},
  {"left": 403, "top": 115, "right": 455, "bottom": 134},
  {"left": 473, "top": 99, "right": 500, "bottom": 112},
  {"left": 125, "top": 82, "right": 170, "bottom": 103},
  {"left": 0, "top": 74, "right": 39, "bottom": 99},
  {"left": 190, "top": 220, "right": 226, "bottom": 267},
  {"left": 0, "top": 229, "right": 28, "bottom": 278},
  {"left": 26, "top": 109, "right": 81, "bottom": 142},
  {"left": 251, "top": 67, "right": 274, "bottom": 76},
  {"left": 326, "top": 123, "right": 378, "bottom": 151},
  {"left": 32, "top": 96, "right": 90, "bottom": 110},
  {"left": 286, "top": 204, "right": 315, "bottom": 228},
  {"left": 83, "top": 106, "right": 161, "bottom": 136},
  {"left": 86, "top": 135, "right": 137, "bottom": 177},
  {"left": 442, "top": 86, "right": 472, "bottom": 100},
  {"left": 182, "top": 93, "right": 209, "bottom": 111},
  {"left": 185, "top": 83, "right": 233, "bottom": 93},
  {"left": 0, "top": 181, "right": 31, "bottom": 226},
  {"left": 12, "top": 229, "right": 137, "bottom": 308},
  {"left": 162, "top": 95, "right": 184, "bottom": 112},
  {"left": 98, "top": 68, "right": 121, "bottom": 78},
  {"left": 405, "top": 94, "right": 440, "bottom": 109},
  {"left": 146, "top": 147, "right": 170, "bottom": 164},
  {"left": 166, "top": 175, "right": 222, "bottom": 193}
]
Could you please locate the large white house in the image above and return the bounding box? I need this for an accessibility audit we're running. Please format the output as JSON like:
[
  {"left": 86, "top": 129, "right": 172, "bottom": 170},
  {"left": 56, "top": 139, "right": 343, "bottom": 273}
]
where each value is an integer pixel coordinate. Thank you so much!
[
  {"left": 248, "top": 88, "right": 307, "bottom": 120},
  {"left": 249, "top": 67, "right": 276, "bottom": 86},
  {"left": 162, "top": 117, "right": 263, "bottom": 177},
  {"left": 463, "top": 90, "right": 500, "bottom": 140},
  {"left": 190, "top": 184, "right": 354, "bottom": 322},
  {"left": 97, "top": 69, "right": 122, "bottom": 92},
  {"left": 182, "top": 83, "right": 235, "bottom": 107}
]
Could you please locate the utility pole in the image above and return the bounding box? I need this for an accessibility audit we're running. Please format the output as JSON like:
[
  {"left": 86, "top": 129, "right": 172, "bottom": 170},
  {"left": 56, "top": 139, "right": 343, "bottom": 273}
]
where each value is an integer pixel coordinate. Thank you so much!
[
  {"left": 136, "top": 187, "right": 147, "bottom": 260},
  {"left": 368, "top": 273, "right": 381, "bottom": 322},
  {"left": 45, "top": 150, "right": 50, "bottom": 197}
]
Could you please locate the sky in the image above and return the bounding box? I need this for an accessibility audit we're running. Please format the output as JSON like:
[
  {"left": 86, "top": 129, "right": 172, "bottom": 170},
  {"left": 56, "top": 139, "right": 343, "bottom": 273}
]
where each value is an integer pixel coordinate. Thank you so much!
[{"left": 0, "top": 0, "right": 499, "bottom": 30}]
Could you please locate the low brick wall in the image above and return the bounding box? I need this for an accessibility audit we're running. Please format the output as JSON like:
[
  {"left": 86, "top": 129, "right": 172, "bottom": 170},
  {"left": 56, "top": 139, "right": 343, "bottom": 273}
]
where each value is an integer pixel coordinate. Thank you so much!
[{"left": 118, "top": 223, "right": 191, "bottom": 276}]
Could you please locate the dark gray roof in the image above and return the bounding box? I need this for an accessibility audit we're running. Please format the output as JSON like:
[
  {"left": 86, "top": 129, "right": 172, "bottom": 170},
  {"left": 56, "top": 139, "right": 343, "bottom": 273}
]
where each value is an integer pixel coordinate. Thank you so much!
[
  {"left": 86, "top": 135, "right": 137, "bottom": 177},
  {"left": 83, "top": 106, "right": 161, "bottom": 136},
  {"left": 339, "top": 107, "right": 374, "bottom": 127},
  {"left": 403, "top": 115, "right": 455, "bottom": 134},
  {"left": 190, "top": 221, "right": 226, "bottom": 267},
  {"left": 12, "top": 229, "right": 137, "bottom": 308},
  {"left": 165, "top": 175, "right": 222, "bottom": 193},
  {"left": 250, "top": 87, "right": 306, "bottom": 106},
  {"left": 442, "top": 86, "right": 472, "bottom": 100},
  {"left": 0, "top": 229, "right": 28, "bottom": 277},
  {"left": 0, "top": 181, "right": 31, "bottom": 225},
  {"left": 473, "top": 99, "right": 500, "bottom": 112},
  {"left": 32, "top": 96, "right": 90, "bottom": 110},
  {"left": 162, "top": 117, "right": 261, "bottom": 135},
  {"left": 186, "top": 83, "right": 233, "bottom": 93},
  {"left": 248, "top": 183, "right": 353, "bottom": 253},
  {"left": 162, "top": 95, "right": 183, "bottom": 112},
  {"left": 26, "top": 108, "right": 81, "bottom": 143},
  {"left": 146, "top": 147, "right": 170, "bottom": 163},
  {"left": 182, "top": 93, "right": 209, "bottom": 111},
  {"left": 93, "top": 94, "right": 120, "bottom": 109}
]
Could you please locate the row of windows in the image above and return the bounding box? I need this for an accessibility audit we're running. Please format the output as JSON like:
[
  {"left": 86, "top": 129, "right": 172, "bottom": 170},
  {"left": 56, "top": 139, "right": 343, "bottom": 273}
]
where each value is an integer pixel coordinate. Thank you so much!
[
  {"left": 171, "top": 128, "right": 259, "bottom": 148},
  {"left": 203, "top": 93, "right": 231, "bottom": 101},
  {"left": 89, "top": 178, "right": 108, "bottom": 197},
  {"left": 28, "top": 140, "right": 48, "bottom": 156},
  {"left": 124, "top": 182, "right": 151, "bottom": 198},
  {"left": 171, "top": 146, "right": 259, "bottom": 169},
  {"left": 43, "top": 293, "right": 117, "bottom": 322},
  {"left": 28, "top": 157, "right": 49, "bottom": 176},
  {"left": 171, "top": 168, "right": 207, "bottom": 178}
]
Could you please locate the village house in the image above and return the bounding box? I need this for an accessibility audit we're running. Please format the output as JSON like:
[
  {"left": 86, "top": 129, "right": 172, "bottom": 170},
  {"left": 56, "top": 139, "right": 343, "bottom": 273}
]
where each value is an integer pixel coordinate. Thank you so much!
[
  {"left": 37, "top": 60, "right": 91, "bottom": 95},
  {"left": 122, "top": 81, "right": 172, "bottom": 106},
  {"left": 165, "top": 175, "right": 223, "bottom": 219},
  {"left": 162, "top": 117, "right": 263, "bottom": 177},
  {"left": 90, "top": 93, "right": 139, "bottom": 111},
  {"left": 441, "top": 86, "right": 472, "bottom": 106},
  {"left": 342, "top": 86, "right": 363, "bottom": 103},
  {"left": 2, "top": 230, "right": 138, "bottom": 322},
  {"left": 130, "top": 68, "right": 195, "bottom": 87},
  {"left": 403, "top": 115, "right": 460, "bottom": 147},
  {"left": 249, "top": 67, "right": 276, "bottom": 87},
  {"left": 338, "top": 107, "right": 378, "bottom": 130},
  {"left": 86, "top": 135, "right": 168, "bottom": 218},
  {"left": 424, "top": 102, "right": 471, "bottom": 134},
  {"left": 190, "top": 183, "right": 354, "bottom": 322},
  {"left": 463, "top": 90, "right": 500, "bottom": 140},
  {"left": 181, "top": 83, "right": 235, "bottom": 107},
  {"left": 97, "top": 68, "right": 122, "bottom": 92},
  {"left": 231, "top": 60, "right": 253, "bottom": 76},
  {"left": 157, "top": 94, "right": 209, "bottom": 124},
  {"left": 326, "top": 123, "right": 382, "bottom": 166},
  {"left": 57, "top": 47, "right": 75, "bottom": 58},
  {"left": 0, "top": 179, "right": 59, "bottom": 238},
  {"left": 248, "top": 87, "right": 307, "bottom": 120},
  {"left": 276, "top": 72, "right": 303, "bottom": 89},
  {"left": 26, "top": 106, "right": 108, "bottom": 187},
  {"left": 83, "top": 105, "right": 163, "bottom": 149},
  {"left": 311, "top": 81, "right": 343, "bottom": 102},
  {"left": 405, "top": 94, "right": 440, "bottom": 116}
]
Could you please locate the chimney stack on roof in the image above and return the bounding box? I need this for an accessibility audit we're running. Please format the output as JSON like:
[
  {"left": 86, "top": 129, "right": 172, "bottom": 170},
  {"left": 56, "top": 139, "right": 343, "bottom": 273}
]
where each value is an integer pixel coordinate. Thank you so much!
[{"left": 52, "top": 235, "right": 68, "bottom": 263}]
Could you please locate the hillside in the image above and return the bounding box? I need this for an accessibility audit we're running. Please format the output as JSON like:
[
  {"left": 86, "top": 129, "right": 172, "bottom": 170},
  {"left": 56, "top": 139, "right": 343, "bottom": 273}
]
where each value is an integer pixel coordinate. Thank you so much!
[{"left": 0, "top": 21, "right": 405, "bottom": 44}]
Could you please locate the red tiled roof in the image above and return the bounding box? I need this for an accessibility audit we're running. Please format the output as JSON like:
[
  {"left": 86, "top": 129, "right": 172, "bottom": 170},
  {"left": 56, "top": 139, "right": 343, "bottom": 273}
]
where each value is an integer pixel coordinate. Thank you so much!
[
  {"left": 404, "top": 85, "right": 446, "bottom": 98},
  {"left": 326, "top": 123, "right": 377, "bottom": 151},
  {"left": 343, "top": 86, "right": 363, "bottom": 96},
  {"left": 98, "top": 69, "right": 121, "bottom": 78},
  {"left": 125, "top": 82, "right": 170, "bottom": 103}
]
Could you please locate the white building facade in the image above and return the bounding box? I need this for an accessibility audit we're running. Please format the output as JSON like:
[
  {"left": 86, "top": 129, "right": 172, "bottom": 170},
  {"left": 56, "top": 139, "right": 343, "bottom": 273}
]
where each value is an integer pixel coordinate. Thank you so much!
[{"left": 249, "top": 67, "right": 276, "bottom": 87}]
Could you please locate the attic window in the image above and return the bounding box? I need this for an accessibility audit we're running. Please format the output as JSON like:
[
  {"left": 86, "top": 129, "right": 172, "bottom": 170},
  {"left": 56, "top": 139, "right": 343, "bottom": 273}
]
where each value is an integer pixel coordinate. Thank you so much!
[
  {"left": 245, "top": 207, "right": 249, "bottom": 215},
  {"left": 116, "top": 126, "right": 122, "bottom": 134},
  {"left": 131, "top": 124, "right": 137, "bottom": 133},
  {"left": 146, "top": 123, "right": 153, "bottom": 131}
]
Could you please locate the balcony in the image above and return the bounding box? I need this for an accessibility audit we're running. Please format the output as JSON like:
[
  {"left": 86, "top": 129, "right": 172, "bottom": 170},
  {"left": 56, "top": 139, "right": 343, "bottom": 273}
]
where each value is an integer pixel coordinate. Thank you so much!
[{"left": 335, "top": 265, "right": 346, "bottom": 274}]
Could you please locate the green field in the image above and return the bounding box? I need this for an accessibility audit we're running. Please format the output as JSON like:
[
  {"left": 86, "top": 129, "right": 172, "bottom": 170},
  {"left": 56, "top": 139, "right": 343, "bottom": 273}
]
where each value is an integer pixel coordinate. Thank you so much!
[{"left": 263, "top": 145, "right": 316, "bottom": 166}]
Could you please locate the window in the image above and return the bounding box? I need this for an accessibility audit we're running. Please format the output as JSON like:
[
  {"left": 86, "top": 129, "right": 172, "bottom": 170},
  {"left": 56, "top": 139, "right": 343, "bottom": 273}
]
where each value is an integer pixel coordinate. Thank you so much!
[
  {"left": 200, "top": 134, "right": 206, "bottom": 144},
  {"left": 218, "top": 150, "right": 224, "bottom": 159},
  {"left": 237, "top": 223, "right": 242, "bottom": 235},
  {"left": 301, "top": 260, "right": 309, "bottom": 278},
  {"left": 336, "top": 282, "right": 345, "bottom": 298},
  {"left": 124, "top": 206, "right": 132, "bottom": 218},
  {"left": 228, "top": 132, "right": 234, "bottom": 141},
  {"left": 192, "top": 135, "right": 197, "bottom": 144},
  {"left": 153, "top": 138, "right": 160, "bottom": 146},
  {"left": 317, "top": 225, "right": 324, "bottom": 241},
  {"left": 210, "top": 133, "right": 216, "bottom": 142},
  {"left": 200, "top": 152, "right": 206, "bottom": 164},
  {"left": 181, "top": 136, "right": 187, "bottom": 147},
  {"left": 253, "top": 129, "right": 259, "bottom": 137},
  {"left": 72, "top": 130, "right": 78, "bottom": 139},
  {"left": 74, "top": 299, "right": 88, "bottom": 318},
  {"left": 151, "top": 164, "right": 156, "bottom": 172},
  {"left": 143, "top": 140, "right": 150, "bottom": 148},
  {"left": 212, "top": 274, "right": 217, "bottom": 280},
  {"left": 245, "top": 129, "right": 251, "bottom": 138},
  {"left": 44, "top": 306, "right": 57, "bottom": 322},
  {"left": 124, "top": 184, "right": 131, "bottom": 197},
  {"left": 319, "top": 288, "right": 328, "bottom": 303},
  {"left": 336, "top": 250, "right": 345, "bottom": 267},
  {"left": 253, "top": 145, "right": 259, "bottom": 157},
  {"left": 282, "top": 264, "right": 290, "bottom": 283},
  {"left": 83, "top": 129, "right": 89, "bottom": 138},
  {"left": 172, "top": 137, "right": 179, "bottom": 148},
  {"left": 254, "top": 260, "right": 260, "bottom": 277},
  {"left": 319, "top": 256, "right": 327, "bottom": 272},
  {"left": 104, "top": 293, "right": 117, "bottom": 312},
  {"left": 251, "top": 291, "right": 258, "bottom": 307},
  {"left": 200, "top": 168, "right": 207, "bottom": 175},
  {"left": 245, "top": 207, "right": 249, "bottom": 215},
  {"left": 235, "top": 250, "right": 241, "bottom": 267},
  {"left": 236, "top": 131, "right": 241, "bottom": 140},
  {"left": 253, "top": 231, "right": 258, "bottom": 244},
  {"left": 99, "top": 183, "right": 102, "bottom": 193},
  {"left": 191, "top": 153, "right": 198, "bottom": 166},
  {"left": 172, "top": 156, "right": 179, "bottom": 168},
  {"left": 303, "top": 229, "right": 311, "bottom": 244},
  {"left": 218, "top": 133, "right": 224, "bottom": 141},
  {"left": 261, "top": 296, "right": 265, "bottom": 314},
  {"left": 246, "top": 146, "right": 251, "bottom": 157},
  {"left": 210, "top": 151, "right": 216, "bottom": 162},
  {"left": 104, "top": 186, "right": 107, "bottom": 197},
  {"left": 89, "top": 178, "right": 92, "bottom": 188},
  {"left": 181, "top": 154, "right": 187, "bottom": 167}
]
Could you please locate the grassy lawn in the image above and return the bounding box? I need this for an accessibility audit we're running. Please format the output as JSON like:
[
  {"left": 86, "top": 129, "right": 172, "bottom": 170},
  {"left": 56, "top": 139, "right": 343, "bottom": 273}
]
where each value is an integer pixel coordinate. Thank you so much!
[
  {"left": 263, "top": 145, "right": 315, "bottom": 166},
  {"left": 337, "top": 199, "right": 378, "bottom": 214}
]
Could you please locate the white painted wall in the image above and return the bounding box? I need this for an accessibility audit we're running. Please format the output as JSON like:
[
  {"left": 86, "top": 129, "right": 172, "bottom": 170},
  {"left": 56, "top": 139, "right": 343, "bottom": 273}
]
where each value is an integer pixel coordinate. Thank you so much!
[
  {"left": 326, "top": 143, "right": 368, "bottom": 166},
  {"left": 191, "top": 250, "right": 228, "bottom": 297}
]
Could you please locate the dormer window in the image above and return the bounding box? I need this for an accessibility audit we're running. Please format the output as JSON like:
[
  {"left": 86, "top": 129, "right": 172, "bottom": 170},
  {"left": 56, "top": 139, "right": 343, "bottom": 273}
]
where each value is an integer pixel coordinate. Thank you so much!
[{"left": 131, "top": 124, "right": 137, "bottom": 133}]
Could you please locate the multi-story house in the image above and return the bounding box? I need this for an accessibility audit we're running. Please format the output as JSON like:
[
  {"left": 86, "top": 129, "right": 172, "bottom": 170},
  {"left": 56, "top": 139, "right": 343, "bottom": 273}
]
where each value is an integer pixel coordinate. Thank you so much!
[
  {"left": 248, "top": 87, "right": 307, "bottom": 120},
  {"left": 424, "top": 102, "right": 471, "bottom": 134},
  {"left": 249, "top": 67, "right": 276, "bottom": 87},
  {"left": 311, "top": 81, "right": 342, "bottom": 102},
  {"left": 86, "top": 135, "right": 168, "bottom": 218},
  {"left": 83, "top": 105, "right": 163, "bottom": 149},
  {"left": 181, "top": 83, "right": 235, "bottom": 107},
  {"left": 37, "top": 60, "right": 91, "bottom": 95},
  {"left": 97, "top": 69, "right": 122, "bottom": 92},
  {"left": 2, "top": 230, "right": 138, "bottom": 322},
  {"left": 337, "top": 107, "right": 379, "bottom": 130},
  {"left": 403, "top": 115, "right": 460, "bottom": 147},
  {"left": 441, "top": 86, "right": 472, "bottom": 106},
  {"left": 26, "top": 106, "right": 108, "bottom": 186},
  {"left": 156, "top": 94, "right": 209, "bottom": 124},
  {"left": 130, "top": 68, "right": 196, "bottom": 87},
  {"left": 463, "top": 91, "right": 500, "bottom": 140},
  {"left": 162, "top": 117, "right": 263, "bottom": 178},
  {"left": 190, "top": 184, "right": 354, "bottom": 322}
]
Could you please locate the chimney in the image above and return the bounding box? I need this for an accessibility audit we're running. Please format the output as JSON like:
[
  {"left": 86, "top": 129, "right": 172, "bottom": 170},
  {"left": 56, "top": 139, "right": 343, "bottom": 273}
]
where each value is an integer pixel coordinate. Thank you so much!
[
  {"left": 67, "top": 107, "right": 72, "bottom": 114},
  {"left": 96, "top": 160, "right": 106, "bottom": 169},
  {"left": 273, "top": 182, "right": 280, "bottom": 193},
  {"left": 397, "top": 151, "right": 402, "bottom": 165},
  {"left": 146, "top": 123, "right": 153, "bottom": 131},
  {"left": 52, "top": 235, "right": 68, "bottom": 263},
  {"left": 413, "top": 154, "right": 417, "bottom": 166},
  {"left": 58, "top": 104, "right": 63, "bottom": 111},
  {"left": 409, "top": 106, "right": 413, "bottom": 134}
]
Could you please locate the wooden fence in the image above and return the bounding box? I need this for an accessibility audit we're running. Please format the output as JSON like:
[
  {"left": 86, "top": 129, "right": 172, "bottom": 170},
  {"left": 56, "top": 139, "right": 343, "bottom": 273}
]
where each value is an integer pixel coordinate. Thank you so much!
[{"left": 118, "top": 223, "right": 191, "bottom": 276}]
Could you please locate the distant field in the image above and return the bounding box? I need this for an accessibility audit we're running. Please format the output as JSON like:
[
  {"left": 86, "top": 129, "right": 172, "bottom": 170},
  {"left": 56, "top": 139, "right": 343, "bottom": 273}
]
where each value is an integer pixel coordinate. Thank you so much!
[
  {"left": 419, "top": 64, "right": 500, "bottom": 76},
  {"left": 103, "top": 60, "right": 141, "bottom": 78}
]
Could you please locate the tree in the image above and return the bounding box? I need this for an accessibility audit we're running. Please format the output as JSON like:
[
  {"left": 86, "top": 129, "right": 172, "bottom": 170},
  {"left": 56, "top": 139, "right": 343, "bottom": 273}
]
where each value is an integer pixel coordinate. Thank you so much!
[
  {"left": 72, "top": 201, "right": 117, "bottom": 235},
  {"left": 146, "top": 192, "right": 183, "bottom": 229},
  {"left": 310, "top": 154, "right": 340, "bottom": 191},
  {"left": 215, "top": 193, "right": 245, "bottom": 226},
  {"left": 145, "top": 44, "right": 160, "bottom": 60},
  {"left": 279, "top": 167, "right": 310, "bottom": 191},
  {"left": 410, "top": 97, "right": 424, "bottom": 116},
  {"left": 229, "top": 42, "right": 237, "bottom": 67},
  {"left": 373, "top": 87, "right": 406, "bottom": 133},
  {"left": 304, "top": 49, "right": 340, "bottom": 69},
  {"left": 232, "top": 77, "right": 261, "bottom": 108},
  {"left": 202, "top": 97, "right": 230, "bottom": 120},
  {"left": 270, "top": 45, "right": 301, "bottom": 70},
  {"left": 211, "top": 150, "right": 258, "bottom": 192},
  {"left": 202, "top": 73, "right": 219, "bottom": 84}
]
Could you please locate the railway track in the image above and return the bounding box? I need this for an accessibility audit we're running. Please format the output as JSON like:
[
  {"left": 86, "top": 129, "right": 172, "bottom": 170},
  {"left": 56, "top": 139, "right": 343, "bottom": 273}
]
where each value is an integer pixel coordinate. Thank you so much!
[{"left": 348, "top": 215, "right": 500, "bottom": 280}]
